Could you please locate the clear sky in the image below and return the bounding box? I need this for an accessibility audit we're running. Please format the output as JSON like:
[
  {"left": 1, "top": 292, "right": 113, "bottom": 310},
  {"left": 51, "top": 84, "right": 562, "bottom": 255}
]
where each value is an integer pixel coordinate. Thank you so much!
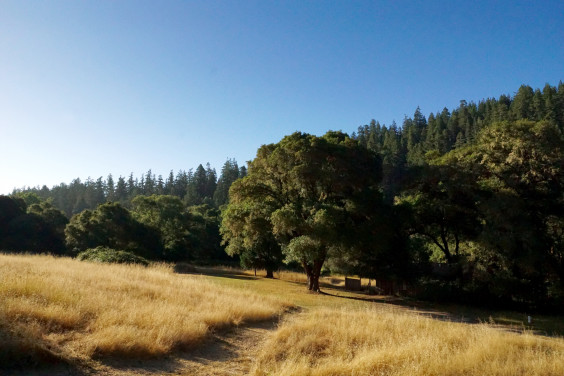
[{"left": 1, "top": 0, "right": 563, "bottom": 194}]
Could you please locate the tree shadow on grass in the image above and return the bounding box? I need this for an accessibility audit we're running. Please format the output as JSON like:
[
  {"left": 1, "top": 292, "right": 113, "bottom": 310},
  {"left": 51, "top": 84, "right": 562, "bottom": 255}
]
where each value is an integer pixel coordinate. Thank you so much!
[
  {"left": 177, "top": 266, "right": 467, "bottom": 324},
  {"left": 0, "top": 325, "right": 90, "bottom": 376},
  {"left": 174, "top": 264, "right": 262, "bottom": 281},
  {"left": 318, "top": 289, "right": 474, "bottom": 323},
  {"left": 201, "top": 270, "right": 261, "bottom": 281}
]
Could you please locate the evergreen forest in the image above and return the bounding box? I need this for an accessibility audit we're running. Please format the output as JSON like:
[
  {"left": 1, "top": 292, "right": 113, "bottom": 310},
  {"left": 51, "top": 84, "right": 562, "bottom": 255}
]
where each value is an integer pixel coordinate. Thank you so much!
[{"left": 3, "top": 82, "right": 564, "bottom": 312}]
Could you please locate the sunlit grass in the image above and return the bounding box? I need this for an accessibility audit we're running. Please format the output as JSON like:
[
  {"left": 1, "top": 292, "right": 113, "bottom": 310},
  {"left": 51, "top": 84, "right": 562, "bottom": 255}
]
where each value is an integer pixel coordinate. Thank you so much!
[
  {"left": 0, "top": 254, "right": 290, "bottom": 368},
  {"left": 231, "top": 267, "right": 564, "bottom": 336},
  {"left": 241, "top": 268, "right": 372, "bottom": 289},
  {"left": 199, "top": 267, "right": 383, "bottom": 310},
  {"left": 252, "top": 307, "right": 564, "bottom": 376},
  {"left": 2, "top": 256, "right": 563, "bottom": 375}
]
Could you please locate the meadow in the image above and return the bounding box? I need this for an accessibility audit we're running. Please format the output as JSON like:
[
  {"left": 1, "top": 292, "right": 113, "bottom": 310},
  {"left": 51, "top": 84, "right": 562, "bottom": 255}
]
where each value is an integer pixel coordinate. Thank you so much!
[
  {"left": 1, "top": 254, "right": 564, "bottom": 375},
  {"left": 252, "top": 308, "right": 564, "bottom": 376},
  {"left": 0, "top": 254, "right": 289, "bottom": 369}
]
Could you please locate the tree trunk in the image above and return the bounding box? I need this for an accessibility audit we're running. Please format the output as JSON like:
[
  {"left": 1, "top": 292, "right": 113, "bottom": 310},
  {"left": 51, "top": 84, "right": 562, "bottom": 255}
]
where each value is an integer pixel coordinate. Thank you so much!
[
  {"left": 310, "top": 274, "right": 320, "bottom": 292},
  {"left": 303, "top": 262, "right": 315, "bottom": 291},
  {"left": 265, "top": 269, "right": 274, "bottom": 278},
  {"left": 310, "top": 260, "right": 323, "bottom": 292},
  {"left": 303, "top": 259, "right": 324, "bottom": 292}
]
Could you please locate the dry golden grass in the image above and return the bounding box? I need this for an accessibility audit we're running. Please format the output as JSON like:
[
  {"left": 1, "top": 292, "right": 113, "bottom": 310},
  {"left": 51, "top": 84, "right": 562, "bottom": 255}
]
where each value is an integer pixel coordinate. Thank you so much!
[
  {"left": 252, "top": 307, "right": 564, "bottom": 376},
  {"left": 242, "top": 268, "right": 374, "bottom": 289},
  {"left": 0, "top": 253, "right": 290, "bottom": 368},
  {"left": 4, "top": 257, "right": 563, "bottom": 375}
]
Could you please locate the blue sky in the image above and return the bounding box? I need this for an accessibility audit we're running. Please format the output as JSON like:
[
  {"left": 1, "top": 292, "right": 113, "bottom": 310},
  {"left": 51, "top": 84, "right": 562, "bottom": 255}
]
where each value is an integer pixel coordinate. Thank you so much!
[{"left": 1, "top": 0, "right": 563, "bottom": 194}]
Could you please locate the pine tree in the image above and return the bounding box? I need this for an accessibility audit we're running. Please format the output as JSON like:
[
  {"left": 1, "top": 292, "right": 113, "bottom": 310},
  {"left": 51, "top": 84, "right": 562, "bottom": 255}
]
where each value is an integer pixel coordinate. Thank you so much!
[
  {"left": 174, "top": 170, "right": 190, "bottom": 199},
  {"left": 510, "top": 85, "right": 534, "bottom": 120},
  {"left": 115, "top": 176, "right": 128, "bottom": 203},
  {"left": 205, "top": 163, "right": 217, "bottom": 200},
  {"left": 214, "top": 159, "right": 240, "bottom": 207},
  {"left": 106, "top": 174, "right": 115, "bottom": 201},
  {"left": 165, "top": 170, "right": 175, "bottom": 195},
  {"left": 156, "top": 175, "right": 164, "bottom": 194},
  {"left": 127, "top": 173, "right": 137, "bottom": 199},
  {"left": 144, "top": 169, "right": 155, "bottom": 195}
]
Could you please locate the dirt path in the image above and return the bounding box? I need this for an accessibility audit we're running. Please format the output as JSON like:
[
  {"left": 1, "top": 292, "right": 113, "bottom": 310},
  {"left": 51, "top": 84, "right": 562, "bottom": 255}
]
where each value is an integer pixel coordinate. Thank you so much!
[
  {"left": 103, "top": 316, "right": 281, "bottom": 375},
  {"left": 167, "top": 318, "right": 280, "bottom": 376},
  {"left": 97, "top": 318, "right": 281, "bottom": 376},
  {"left": 6, "top": 315, "right": 284, "bottom": 376}
]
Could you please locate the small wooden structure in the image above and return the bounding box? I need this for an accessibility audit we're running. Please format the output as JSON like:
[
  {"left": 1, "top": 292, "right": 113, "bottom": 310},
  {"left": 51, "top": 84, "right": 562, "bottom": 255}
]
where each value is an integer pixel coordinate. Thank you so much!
[{"left": 345, "top": 277, "right": 362, "bottom": 291}]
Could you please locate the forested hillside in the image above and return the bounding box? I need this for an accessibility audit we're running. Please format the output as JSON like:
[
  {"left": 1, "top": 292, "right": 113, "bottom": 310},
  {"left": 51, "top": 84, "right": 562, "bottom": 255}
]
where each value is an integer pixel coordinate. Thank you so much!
[
  {"left": 12, "top": 160, "right": 245, "bottom": 217},
  {"left": 4, "top": 82, "right": 564, "bottom": 311},
  {"left": 353, "top": 83, "right": 564, "bottom": 199}
]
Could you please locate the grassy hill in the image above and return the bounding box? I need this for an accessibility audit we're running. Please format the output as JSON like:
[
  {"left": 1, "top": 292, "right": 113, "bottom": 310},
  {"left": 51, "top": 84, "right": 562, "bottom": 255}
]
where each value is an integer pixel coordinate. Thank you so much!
[
  {"left": 0, "top": 254, "right": 289, "bottom": 370},
  {"left": 1, "top": 254, "right": 563, "bottom": 375}
]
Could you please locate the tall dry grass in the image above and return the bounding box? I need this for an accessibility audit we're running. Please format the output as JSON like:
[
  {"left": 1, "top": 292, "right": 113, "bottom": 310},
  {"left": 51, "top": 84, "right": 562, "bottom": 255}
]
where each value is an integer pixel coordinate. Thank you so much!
[
  {"left": 0, "top": 253, "right": 289, "bottom": 368},
  {"left": 252, "top": 307, "right": 564, "bottom": 376}
]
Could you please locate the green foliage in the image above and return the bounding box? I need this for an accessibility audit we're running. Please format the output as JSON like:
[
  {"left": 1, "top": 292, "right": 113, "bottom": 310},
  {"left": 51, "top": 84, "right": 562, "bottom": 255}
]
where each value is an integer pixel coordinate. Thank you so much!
[
  {"left": 221, "top": 193, "right": 283, "bottom": 274},
  {"left": 65, "top": 202, "right": 162, "bottom": 259},
  {"left": 77, "top": 246, "right": 149, "bottom": 266},
  {"left": 351, "top": 82, "right": 564, "bottom": 201},
  {"left": 221, "top": 131, "right": 386, "bottom": 291},
  {"left": 214, "top": 159, "right": 242, "bottom": 207},
  {"left": 403, "top": 119, "right": 564, "bottom": 309},
  {"left": 471, "top": 120, "right": 564, "bottom": 306},
  {"left": 131, "top": 195, "right": 196, "bottom": 261},
  {"left": 13, "top": 192, "right": 42, "bottom": 206},
  {"left": 0, "top": 195, "right": 67, "bottom": 254},
  {"left": 184, "top": 164, "right": 217, "bottom": 206},
  {"left": 397, "top": 160, "right": 481, "bottom": 263},
  {"left": 188, "top": 204, "right": 232, "bottom": 264}
]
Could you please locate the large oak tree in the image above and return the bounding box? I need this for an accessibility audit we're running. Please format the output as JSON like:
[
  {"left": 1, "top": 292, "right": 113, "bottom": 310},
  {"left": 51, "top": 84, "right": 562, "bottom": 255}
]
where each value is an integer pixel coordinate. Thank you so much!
[{"left": 221, "top": 131, "right": 382, "bottom": 291}]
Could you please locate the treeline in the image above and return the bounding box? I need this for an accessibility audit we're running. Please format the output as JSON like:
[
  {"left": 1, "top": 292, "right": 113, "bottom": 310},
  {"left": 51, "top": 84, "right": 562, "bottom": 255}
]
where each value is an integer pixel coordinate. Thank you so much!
[
  {"left": 12, "top": 159, "right": 246, "bottom": 217},
  {"left": 354, "top": 83, "right": 564, "bottom": 199},
  {"left": 3, "top": 159, "right": 246, "bottom": 264},
  {"left": 4, "top": 82, "right": 564, "bottom": 311}
]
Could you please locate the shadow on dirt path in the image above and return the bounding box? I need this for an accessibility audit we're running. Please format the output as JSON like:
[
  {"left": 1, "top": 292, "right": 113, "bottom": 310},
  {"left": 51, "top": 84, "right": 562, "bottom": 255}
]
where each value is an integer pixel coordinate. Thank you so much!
[
  {"left": 101, "top": 315, "right": 284, "bottom": 376},
  {"left": 4, "top": 315, "right": 287, "bottom": 376}
]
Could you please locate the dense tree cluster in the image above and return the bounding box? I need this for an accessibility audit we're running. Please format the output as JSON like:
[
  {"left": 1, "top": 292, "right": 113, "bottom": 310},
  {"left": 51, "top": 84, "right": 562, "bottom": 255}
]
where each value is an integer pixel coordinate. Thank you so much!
[
  {"left": 222, "top": 131, "right": 388, "bottom": 289},
  {"left": 3, "top": 159, "right": 245, "bottom": 264},
  {"left": 0, "top": 194, "right": 68, "bottom": 254},
  {"left": 0, "top": 193, "right": 232, "bottom": 265},
  {"left": 355, "top": 83, "right": 564, "bottom": 200},
  {"left": 405, "top": 119, "right": 564, "bottom": 309},
  {"left": 3, "top": 82, "right": 564, "bottom": 311},
  {"left": 352, "top": 83, "right": 564, "bottom": 310},
  {"left": 222, "top": 83, "right": 564, "bottom": 310}
]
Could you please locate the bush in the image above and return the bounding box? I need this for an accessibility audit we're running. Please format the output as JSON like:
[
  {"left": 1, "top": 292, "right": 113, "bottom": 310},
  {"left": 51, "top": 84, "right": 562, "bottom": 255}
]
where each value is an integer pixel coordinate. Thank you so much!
[{"left": 77, "top": 246, "right": 149, "bottom": 266}]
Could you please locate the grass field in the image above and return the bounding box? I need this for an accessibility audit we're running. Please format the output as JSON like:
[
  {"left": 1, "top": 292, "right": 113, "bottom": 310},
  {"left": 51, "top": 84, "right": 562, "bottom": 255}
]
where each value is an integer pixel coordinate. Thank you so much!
[
  {"left": 186, "top": 267, "right": 564, "bottom": 376},
  {"left": 2, "top": 255, "right": 564, "bottom": 375},
  {"left": 0, "top": 254, "right": 289, "bottom": 369},
  {"left": 252, "top": 308, "right": 564, "bottom": 376}
]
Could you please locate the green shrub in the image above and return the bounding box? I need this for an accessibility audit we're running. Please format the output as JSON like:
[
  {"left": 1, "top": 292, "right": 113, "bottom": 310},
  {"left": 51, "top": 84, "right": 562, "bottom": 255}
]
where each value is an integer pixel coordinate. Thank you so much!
[{"left": 77, "top": 246, "right": 149, "bottom": 266}]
